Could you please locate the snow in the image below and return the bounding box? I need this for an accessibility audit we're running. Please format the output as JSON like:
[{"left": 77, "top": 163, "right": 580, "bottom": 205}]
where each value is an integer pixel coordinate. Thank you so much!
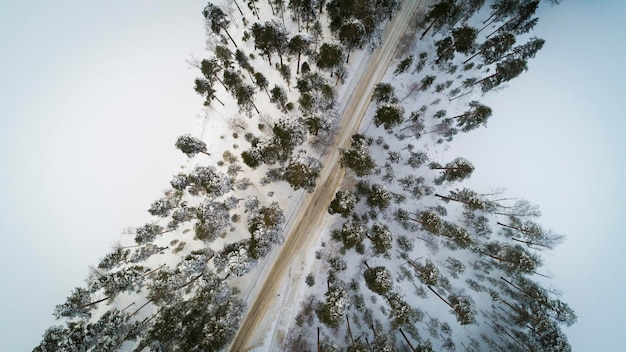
[{"left": 31, "top": 0, "right": 578, "bottom": 351}]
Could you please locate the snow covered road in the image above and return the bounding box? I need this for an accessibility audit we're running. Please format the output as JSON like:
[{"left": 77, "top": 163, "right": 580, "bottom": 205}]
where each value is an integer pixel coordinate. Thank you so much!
[{"left": 229, "top": 0, "right": 430, "bottom": 350}]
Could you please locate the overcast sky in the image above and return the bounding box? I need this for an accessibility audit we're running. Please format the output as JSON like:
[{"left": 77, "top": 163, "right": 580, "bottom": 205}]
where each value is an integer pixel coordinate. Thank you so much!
[{"left": 0, "top": 0, "right": 623, "bottom": 351}]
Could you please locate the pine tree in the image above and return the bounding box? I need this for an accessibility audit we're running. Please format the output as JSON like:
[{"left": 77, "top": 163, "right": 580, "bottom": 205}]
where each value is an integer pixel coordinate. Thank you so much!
[
  {"left": 431, "top": 157, "right": 475, "bottom": 184},
  {"left": 202, "top": 3, "right": 238, "bottom": 47},
  {"left": 175, "top": 134, "right": 210, "bottom": 157}
]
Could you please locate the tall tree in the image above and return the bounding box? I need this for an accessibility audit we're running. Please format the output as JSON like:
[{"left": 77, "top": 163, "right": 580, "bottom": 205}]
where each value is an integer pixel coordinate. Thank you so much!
[
  {"left": 450, "top": 101, "right": 492, "bottom": 132},
  {"left": 430, "top": 157, "right": 475, "bottom": 184},
  {"left": 288, "top": 34, "right": 312, "bottom": 74},
  {"left": 175, "top": 134, "right": 210, "bottom": 158},
  {"left": 475, "top": 58, "right": 527, "bottom": 92},
  {"left": 463, "top": 32, "right": 516, "bottom": 65},
  {"left": 338, "top": 19, "right": 366, "bottom": 63},
  {"left": 202, "top": 3, "right": 238, "bottom": 47}
]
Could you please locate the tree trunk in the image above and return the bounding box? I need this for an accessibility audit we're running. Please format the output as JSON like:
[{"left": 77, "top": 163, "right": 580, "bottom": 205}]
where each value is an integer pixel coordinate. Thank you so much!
[
  {"left": 77, "top": 295, "right": 111, "bottom": 310},
  {"left": 420, "top": 20, "right": 436, "bottom": 40},
  {"left": 128, "top": 299, "right": 153, "bottom": 318},
  {"left": 213, "top": 94, "right": 225, "bottom": 106},
  {"left": 317, "top": 326, "right": 321, "bottom": 352},
  {"left": 121, "top": 301, "right": 136, "bottom": 312},
  {"left": 475, "top": 73, "right": 497, "bottom": 86},
  {"left": 487, "top": 14, "right": 521, "bottom": 38},
  {"left": 223, "top": 28, "right": 238, "bottom": 48},
  {"left": 233, "top": 0, "right": 244, "bottom": 16},
  {"left": 428, "top": 286, "right": 454, "bottom": 309},
  {"left": 511, "top": 237, "right": 550, "bottom": 249},
  {"left": 501, "top": 276, "right": 534, "bottom": 297},
  {"left": 268, "top": 0, "right": 275, "bottom": 15},
  {"left": 296, "top": 52, "right": 301, "bottom": 74},
  {"left": 463, "top": 49, "right": 483, "bottom": 64},
  {"left": 346, "top": 315, "right": 354, "bottom": 345},
  {"left": 399, "top": 328, "right": 417, "bottom": 352},
  {"left": 449, "top": 89, "right": 473, "bottom": 101}
]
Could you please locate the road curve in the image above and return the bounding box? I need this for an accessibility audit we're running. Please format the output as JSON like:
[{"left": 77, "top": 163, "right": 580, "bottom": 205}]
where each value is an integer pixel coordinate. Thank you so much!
[{"left": 229, "top": 1, "right": 428, "bottom": 350}]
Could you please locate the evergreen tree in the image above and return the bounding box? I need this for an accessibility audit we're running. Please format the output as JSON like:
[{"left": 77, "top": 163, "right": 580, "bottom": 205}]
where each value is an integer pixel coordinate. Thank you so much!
[
  {"left": 283, "top": 153, "right": 322, "bottom": 192},
  {"left": 175, "top": 134, "right": 210, "bottom": 157},
  {"left": 328, "top": 190, "right": 356, "bottom": 218},
  {"left": 431, "top": 157, "right": 475, "bottom": 184},
  {"left": 340, "top": 134, "right": 376, "bottom": 177},
  {"left": 373, "top": 103, "right": 404, "bottom": 131},
  {"left": 202, "top": 3, "right": 238, "bottom": 47},
  {"left": 450, "top": 101, "right": 492, "bottom": 132},
  {"left": 317, "top": 42, "right": 344, "bottom": 74}
]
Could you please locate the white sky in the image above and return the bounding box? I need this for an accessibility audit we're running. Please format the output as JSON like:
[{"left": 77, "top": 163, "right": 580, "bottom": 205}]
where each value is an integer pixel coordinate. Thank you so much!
[{"left": 0, "top": 0, "right": 623, "bottom": 351}]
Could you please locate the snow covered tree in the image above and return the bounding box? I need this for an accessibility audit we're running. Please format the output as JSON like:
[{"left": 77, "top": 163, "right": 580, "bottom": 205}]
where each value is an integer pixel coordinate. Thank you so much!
[
  {"left": 498, "top": 217, "right": 564, "bottom": 249},
  {"left": 251, "top": 20, "right": 288, "bottom": 66},
  {"left": 436, "top": 188, "right": 498, "bottom": 212},
  {"left": 247, "top": 202, "right": 284, "bottom": 259},
  {"left": 338, "top": 19, "right": 366, "bottom": 63},
  {"left": 368, "top": 222, "right": 393, "bottom": 256},
  {"left": 175, "top": 134, "right": 210, "bottom": 157},
  {"left": 53, "top": 287, "right": 104, "bottom": 320},
  {"left": 202, "top": 3, "right": 237, "bottom": 47},
  {"left": 140, "top": 272, "right": 245, "bottom": 351},
  {"left": 486, "top": 0, "right": 539, "bottom": 38},
  {"left": 450, "top": 100, "right": 492, "bottom": 132},
  {"left": 187, "top": 165, "right": 232, "bottom": 197},
  {"left": 483, "top": 242, "right": 542, "bottom": 274},
  {"left": 365, "top": 183, "right": 393, "bottom": 211},
  {"left": 435, "top": 25, "right": 478, "bottom": 64},
  {"left": 501, "top": 36, "right": 545, "bottom": 62},
  {"left": 315, "top": 284, "right": 348, "bottom": 328},
  {"left": 335, "top": 219, "right": 366, "bottom": 251},
  {"left": 464, "top": 32, "right": 516, "bottom": 65},
  {"left": 364, "top": 265, "right": 393, "bottom": 295},
  {"left": 420, "top": 0, "right": 461, "bottom": 39},
  {"left": 283, "top": 152, "right": 322, "bottom": 192},
  {"left": 195, "top": 200, "right": 230, "bottom": 243},
  {"left": 411, "top": 259, "right": 440, "bottom": 287},
  {"left": 386, "top": 292, "right": 421, "bottom": 328},
  {"left": 148, "top": 195, "right": 176, "bottom": 217},
  {"left": 270, "top": 85, "right": 289, "bottom": 113},
  {"left": 215, "top": 240, "right": 255, "bottom": 277},
  {"left": 373, "top": 103, "right": 404, "bottom": 131},
  {"left": 134, "top": 222, "right": 165, "bottom": 244},
  {"left": 328, "top": 190, "right": 356, "bottom": 218},
  {"left": 95, "top": 265, "right": 147, "bottom": 298},
  {"left": 288, "top": 34, "right": 311, "bottom": 74},
  {"left": 431, "top": 157, "right": 475, "bottom": 184},
  {"left": 340, "top": 134, "right": 376, "bottom": 177},
  {"left": 170, "top": 173, "right": 189, "bottom": 191},
  {"left": 476, "top": 58, "right": 527, "bottom": 92},
  {"left": 97, "top": 246, "right": 130, "bottom": 271},
  {"left": 129, "top": 244, "right": 166, "bottom": 263},
  {"left": 371, "top": 82, "right": 396, "bottom": 104},
  {"left": 317, "top": 42, "right": 344, "bottom": 74}
]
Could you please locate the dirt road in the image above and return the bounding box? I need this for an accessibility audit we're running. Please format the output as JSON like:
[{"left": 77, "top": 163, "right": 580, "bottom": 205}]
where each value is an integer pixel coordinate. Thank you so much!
[{"left": 229, "top": 1, "right": 428, "bottom": 350}]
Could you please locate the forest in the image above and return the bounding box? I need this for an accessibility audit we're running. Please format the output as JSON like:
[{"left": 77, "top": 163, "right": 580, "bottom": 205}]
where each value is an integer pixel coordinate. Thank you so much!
[{"left": 35, "top": 0, "right": 574, "bottom": 351}]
